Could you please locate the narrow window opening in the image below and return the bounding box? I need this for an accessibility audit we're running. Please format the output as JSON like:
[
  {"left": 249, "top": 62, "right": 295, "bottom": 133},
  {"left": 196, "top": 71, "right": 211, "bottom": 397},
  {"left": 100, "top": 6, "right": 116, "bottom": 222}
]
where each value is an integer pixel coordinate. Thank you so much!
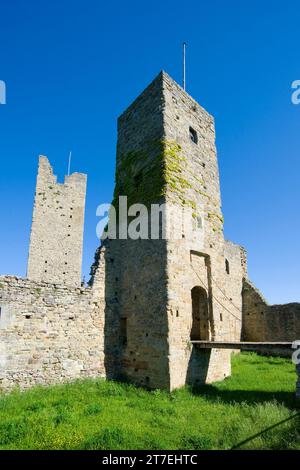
[
  {"left": 225, "top": 259, "right": 230, "bottom": 275},
  {"left": 189, "top": 126, "right": 198, "bottom": 144},
  {"left": 120, "top": 317, "right": 127, "bottom": 346}
]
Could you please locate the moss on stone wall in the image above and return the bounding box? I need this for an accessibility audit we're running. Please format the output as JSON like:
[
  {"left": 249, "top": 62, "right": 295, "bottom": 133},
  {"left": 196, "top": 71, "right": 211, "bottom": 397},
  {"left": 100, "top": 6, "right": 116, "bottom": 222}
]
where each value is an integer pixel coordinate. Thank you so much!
[
  {"left": 206, "top": 211, "right": 224, "bottom": 234},
  {"left": 112, "top": 140, "right": 164, "bottom": 208},
  {"left": 207, "top": 212, "right": 224, "bottom": 225},
  {"left": 112, "top": 140, "right": 195, "bottom": 211}
]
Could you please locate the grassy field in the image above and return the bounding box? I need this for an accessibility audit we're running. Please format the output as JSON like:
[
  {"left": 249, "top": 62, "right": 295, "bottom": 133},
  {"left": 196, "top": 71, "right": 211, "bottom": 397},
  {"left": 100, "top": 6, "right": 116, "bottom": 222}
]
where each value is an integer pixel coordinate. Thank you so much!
[{"left": 0, "top": 352, "right": 299, "bottom": 450}]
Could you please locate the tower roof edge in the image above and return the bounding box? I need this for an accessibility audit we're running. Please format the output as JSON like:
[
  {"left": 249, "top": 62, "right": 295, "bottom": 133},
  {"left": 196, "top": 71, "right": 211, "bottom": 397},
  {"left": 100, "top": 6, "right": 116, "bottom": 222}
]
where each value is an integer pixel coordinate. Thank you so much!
[{"left": 118, "top": 70, "right": 213, "bottom": 122}]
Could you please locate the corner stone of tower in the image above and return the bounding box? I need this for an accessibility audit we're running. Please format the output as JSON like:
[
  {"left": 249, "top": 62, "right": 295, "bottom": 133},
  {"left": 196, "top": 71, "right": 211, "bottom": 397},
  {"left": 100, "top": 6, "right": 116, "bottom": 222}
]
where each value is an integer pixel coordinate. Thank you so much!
[{"left": 118, "top": 70, "right": 214, "bottom": 127}]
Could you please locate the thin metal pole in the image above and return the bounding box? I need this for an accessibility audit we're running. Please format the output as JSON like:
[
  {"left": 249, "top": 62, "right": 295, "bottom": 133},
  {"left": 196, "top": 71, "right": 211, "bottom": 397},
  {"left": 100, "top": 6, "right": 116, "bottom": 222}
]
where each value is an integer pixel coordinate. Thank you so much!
[
  {"left": 183, "top": 42, "right": 187, "bottom": 91},
  {"left": 68, "top": 151, "right": 72, "bottom": 176}
]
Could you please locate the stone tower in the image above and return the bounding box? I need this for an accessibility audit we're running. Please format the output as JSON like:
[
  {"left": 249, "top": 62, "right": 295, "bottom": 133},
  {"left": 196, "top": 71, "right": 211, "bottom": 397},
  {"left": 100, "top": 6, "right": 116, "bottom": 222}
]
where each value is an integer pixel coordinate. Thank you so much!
[
  {"left": 27, "top": 156, "right": 87, "bottom": 287},
  {"left": 96, "top": 71, "right": 246, "bottom": 390}
]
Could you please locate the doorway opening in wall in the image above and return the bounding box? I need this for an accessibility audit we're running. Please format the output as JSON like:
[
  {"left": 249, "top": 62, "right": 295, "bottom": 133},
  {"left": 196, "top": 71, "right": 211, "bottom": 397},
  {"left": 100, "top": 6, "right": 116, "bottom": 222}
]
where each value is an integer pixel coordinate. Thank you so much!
[{"left": 190, "top": 286, "right": 210, "bottom": 341}]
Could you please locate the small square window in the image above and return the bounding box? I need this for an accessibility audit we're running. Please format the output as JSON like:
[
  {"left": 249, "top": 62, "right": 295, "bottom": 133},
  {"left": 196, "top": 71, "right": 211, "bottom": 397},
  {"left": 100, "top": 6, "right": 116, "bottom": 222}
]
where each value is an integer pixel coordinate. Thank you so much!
[{"left": 189, "top": 127, "right": 198, "bottom": 144}]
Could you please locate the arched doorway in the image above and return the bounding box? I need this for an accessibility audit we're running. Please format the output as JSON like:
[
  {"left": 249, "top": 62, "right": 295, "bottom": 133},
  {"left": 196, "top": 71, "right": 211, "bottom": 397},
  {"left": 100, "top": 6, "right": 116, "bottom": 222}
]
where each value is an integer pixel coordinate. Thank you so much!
[{"left": 190, "top": 286, "right": 210, "bottom": 341}]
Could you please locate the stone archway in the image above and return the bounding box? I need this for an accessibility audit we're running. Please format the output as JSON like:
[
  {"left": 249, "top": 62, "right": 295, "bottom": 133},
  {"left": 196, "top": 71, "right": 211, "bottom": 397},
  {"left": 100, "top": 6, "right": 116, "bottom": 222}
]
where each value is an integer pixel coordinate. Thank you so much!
[{"left": 190, "top": 286, "right": 210, "bottom": 341}]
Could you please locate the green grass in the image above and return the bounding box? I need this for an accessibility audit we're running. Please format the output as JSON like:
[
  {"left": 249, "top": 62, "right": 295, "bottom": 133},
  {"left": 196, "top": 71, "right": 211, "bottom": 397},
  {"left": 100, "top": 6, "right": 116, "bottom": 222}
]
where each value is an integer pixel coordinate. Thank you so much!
[{"left": 0, "top": 353, "right": 299, "bottom": 450}]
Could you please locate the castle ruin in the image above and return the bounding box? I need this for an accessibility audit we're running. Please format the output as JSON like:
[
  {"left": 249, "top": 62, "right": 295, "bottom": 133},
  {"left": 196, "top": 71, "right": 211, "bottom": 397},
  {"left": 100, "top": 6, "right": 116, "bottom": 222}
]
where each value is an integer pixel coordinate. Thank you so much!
[
  {"left": 0, "top": 72, "right": 299, "bottom": 393},
  {"left": 27, "top": 156, "right": 87, "bottom": 287}
]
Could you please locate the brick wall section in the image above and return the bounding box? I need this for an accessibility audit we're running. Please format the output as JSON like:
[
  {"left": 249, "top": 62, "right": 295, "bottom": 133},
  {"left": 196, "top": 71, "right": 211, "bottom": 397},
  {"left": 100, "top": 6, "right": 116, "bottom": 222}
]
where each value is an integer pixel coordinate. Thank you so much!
[
  {"left": 242, "top": 279, "right": 300, "bottom": 342},
  {"left": 0, "top": 276, "right": 105, "bottom": 391},
  {"left": 27, "top": 156, "right": 87, "bottom": 287}
]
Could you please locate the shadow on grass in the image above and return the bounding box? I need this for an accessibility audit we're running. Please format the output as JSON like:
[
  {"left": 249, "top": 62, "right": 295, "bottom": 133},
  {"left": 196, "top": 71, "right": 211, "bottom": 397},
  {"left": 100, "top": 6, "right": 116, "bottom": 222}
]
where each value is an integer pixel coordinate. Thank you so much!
[
  {"left": 230, "top": 412, "right": 300, "bottom": 449},
  {"left": 189, "top": 384, "right": 299, "bottom": 409}
]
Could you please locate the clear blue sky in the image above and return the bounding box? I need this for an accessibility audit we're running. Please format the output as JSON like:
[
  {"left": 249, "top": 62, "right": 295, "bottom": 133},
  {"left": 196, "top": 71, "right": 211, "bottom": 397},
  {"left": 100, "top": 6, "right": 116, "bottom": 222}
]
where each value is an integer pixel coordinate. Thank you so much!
[{"left": 0, "top": 0, "right": 299, "bottom": 304}]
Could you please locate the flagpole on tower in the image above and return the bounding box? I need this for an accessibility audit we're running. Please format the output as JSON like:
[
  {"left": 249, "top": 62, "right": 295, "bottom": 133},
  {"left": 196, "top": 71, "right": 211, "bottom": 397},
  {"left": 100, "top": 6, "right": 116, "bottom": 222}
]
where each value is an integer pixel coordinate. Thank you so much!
[{"left": 68, "top": 151, "right": 72, "bottom": 176}]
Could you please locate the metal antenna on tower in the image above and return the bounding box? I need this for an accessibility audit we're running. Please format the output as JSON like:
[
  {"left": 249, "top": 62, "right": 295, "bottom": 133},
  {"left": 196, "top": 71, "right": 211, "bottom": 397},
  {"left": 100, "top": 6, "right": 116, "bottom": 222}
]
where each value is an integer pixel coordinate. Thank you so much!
[
  {"left": 67, "top": 151, "right": 72, "bottom": 176},
  {"left": 183, "top": 42, "right": 187, "bottom": 91}
]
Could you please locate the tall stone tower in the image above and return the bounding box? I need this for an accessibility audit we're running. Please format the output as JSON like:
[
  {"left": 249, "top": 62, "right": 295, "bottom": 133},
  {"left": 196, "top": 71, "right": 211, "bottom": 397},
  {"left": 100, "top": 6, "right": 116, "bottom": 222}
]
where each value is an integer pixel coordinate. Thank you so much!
[
  {"left": 96, "top": 71, "right": 246, "bottom": 390},
  {"left": 27, "top": 156, "right": 87, "bottom": 287}
]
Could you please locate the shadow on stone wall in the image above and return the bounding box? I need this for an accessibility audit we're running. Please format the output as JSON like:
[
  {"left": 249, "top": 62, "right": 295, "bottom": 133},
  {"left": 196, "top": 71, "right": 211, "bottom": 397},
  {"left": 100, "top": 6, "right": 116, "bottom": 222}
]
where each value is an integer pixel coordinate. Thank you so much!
[
  {"left": 186, "top": 347, "right": 211, "bottom": 386},
  {"left": 102, "top": 240, "right": 122, "bottom": 381},
  {"left": 100, "top": 237, "right": 171, "bottom": 390}
]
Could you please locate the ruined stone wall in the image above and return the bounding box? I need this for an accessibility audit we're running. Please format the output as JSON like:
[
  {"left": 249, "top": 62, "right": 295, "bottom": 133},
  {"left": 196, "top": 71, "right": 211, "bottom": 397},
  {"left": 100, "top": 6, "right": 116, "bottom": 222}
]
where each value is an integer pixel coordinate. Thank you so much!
[
  {"left": 224, "top": 240, "right": 247, "bottom": 340},
  {"left": 0, "top": 275, "right": 105, "bottom": 391},
  {"left": 27, "top": 156, "right": 87, "bottom": 288},
  {"left": 242, "top": 279, "right": 300, "bottom": 343}
]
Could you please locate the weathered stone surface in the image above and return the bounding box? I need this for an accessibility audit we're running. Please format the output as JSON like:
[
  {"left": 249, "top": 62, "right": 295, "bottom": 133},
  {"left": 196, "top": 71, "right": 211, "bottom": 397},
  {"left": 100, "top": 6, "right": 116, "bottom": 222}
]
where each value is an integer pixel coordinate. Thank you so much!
[
  {"left": 242, "top": 280, "right": 300, "bottom": 344},
  {"left": 0, "top": 71, "right": 298, "bottom": 394},
  {"left": 90, "top": 71, "right": 246, "bottom": 390},
  {"left": 27, "top": 156, "right": 87, "bottom": 288},
  {"left": 0, "top": 276, "right": 105, "bottom": 391}
]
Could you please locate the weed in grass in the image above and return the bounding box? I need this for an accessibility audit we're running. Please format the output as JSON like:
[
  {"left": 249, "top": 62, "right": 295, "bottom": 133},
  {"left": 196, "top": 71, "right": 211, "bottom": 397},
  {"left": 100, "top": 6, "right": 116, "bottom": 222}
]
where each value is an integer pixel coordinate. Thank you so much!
[
  {"left": 84, "top": 404, "right": 102, "bottom": 416},
  {"left": 181, "top": 434, "right": 213, "bottom": 450},
  {"left": 82, "top": 428, "right": 126, "bottom": 450},
  {"left": 0, "top": 420, "right": 27, "bottom": 445}
]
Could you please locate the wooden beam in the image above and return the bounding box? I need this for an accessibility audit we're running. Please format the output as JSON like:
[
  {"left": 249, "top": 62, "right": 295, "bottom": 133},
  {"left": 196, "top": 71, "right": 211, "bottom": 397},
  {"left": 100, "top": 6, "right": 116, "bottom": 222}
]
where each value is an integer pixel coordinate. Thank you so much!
[{"left": 191, "top": 341, "right": 293, "bottom": 351}]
